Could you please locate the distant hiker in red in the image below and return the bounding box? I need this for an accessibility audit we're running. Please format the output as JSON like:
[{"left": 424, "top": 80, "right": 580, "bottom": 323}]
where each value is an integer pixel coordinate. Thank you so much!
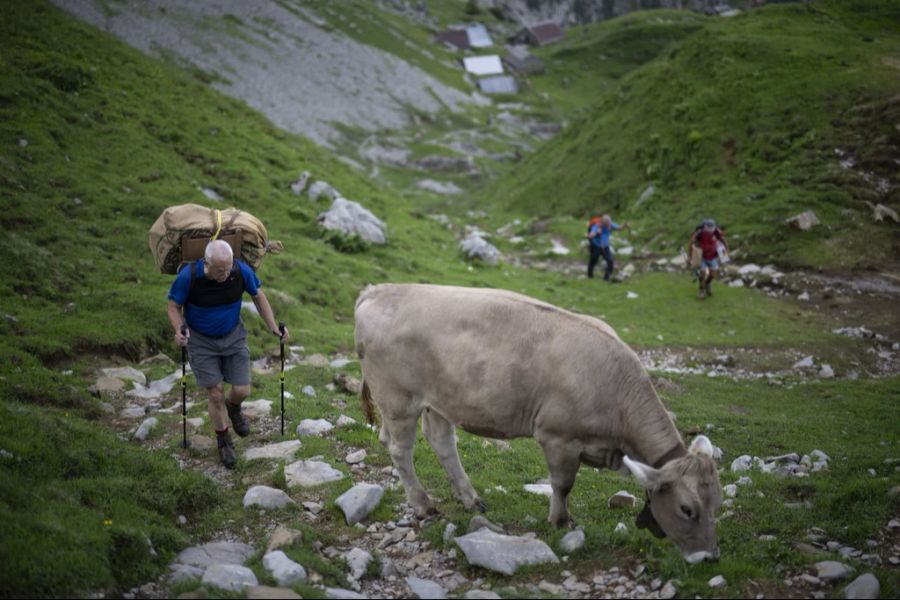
[
  {"left": 688, "top": 218, "right": 728, "bottom": 299},
  {"left": 167, "top": 240, "right": 289, "bottom": 468}
]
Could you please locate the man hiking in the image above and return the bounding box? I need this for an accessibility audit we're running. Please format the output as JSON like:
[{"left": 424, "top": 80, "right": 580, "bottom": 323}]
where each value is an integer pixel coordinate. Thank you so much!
[
  {"left": 167, "top": 239, "right": 289, "bottom": 468},
  {"left": 587, "top": 214, "right": 628, "bottom": 281},
  {"left": 688, "top": 218, "right": 728, "bottom": 299}
]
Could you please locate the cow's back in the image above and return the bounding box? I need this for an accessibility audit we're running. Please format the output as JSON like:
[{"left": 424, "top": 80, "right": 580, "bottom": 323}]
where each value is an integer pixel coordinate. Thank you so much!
[{"left": 355, "top": 284, "right": 637, "bottom": 438}]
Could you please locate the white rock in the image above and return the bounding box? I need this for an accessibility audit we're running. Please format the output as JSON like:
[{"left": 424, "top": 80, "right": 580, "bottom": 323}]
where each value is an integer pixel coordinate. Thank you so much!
[
  {"left": 523, "top": 484, "right": 553, "bottom": 497},
  {"left": 173, "top": 541, "right": 254, "bottom": 567},
  {"left": 101, "top": 366, "right": 147, "bottom": 386},
  {"left": 407, "top": 576, "right": 447, "bottom": 599},
  {"left": 335, "top": 483, "right": 384, "bottom": 525},
  {"left": 345, "top": 547, "right": 373, "bottom": 580},
  {"left": 243, "top": 486, "right": 295, "bottom": 510},
  {"left": 816, "top": 560, "right": 855, "bottom": 581},
  {"left": 301, "top": 385, "right": 316, "bottom": 397},
  {"left": 201, "top": 564, "right": 257, "bottom": 592},
  {"left": 794, "top": 356, "right": 815, "bottom": 369},
  {"left": 818, "top": 364, "right": 835, "bottom": 379},
  {"left": 460, "top": 233, "right": 500, "bottom": 265},
  {"left": 786, "top": 210, "right": 820, "bottom": 231},
  {"left": 290, "top": 171, "right": 310, "bottom": 195},
  {"left": 262, "top": 550, "right": 307, "bottom": 586},
  {"left": 241, "top": 399, "right": 272, "bottom": 418},
  {"left": 133, "top": 417, "right": 158, "bottom": 441},
  {"left": 454, "top": 529, "right": 558, "bottom": 575},
  {"left": 317, "top": 197, "right": 386, "bottom": 244},
  {"left": 559, "top": 530, "right": 585, "bottom": 554},
  {"left": 724, "top": 484, "right": 738, "bottom": 498},
  {"left": 345, "top": 449, "right": 367, "bottom": 464},
  {"left": 614, "top": 522, "right": 628, "bottom": 534},
  {"left": 337, "top": 415, "right": 357, "bottom": 427},
  {"left": 626, "top": 291, "right": 639, "bottom": 299},
  {"left": 245, "top": 440, "right": 302, "bottom": 461},
  {"left": 843, "top": 572, "right": 880, "bottom": 599},
  {"left": 731, "top": 455, "right": 753, "bottom": 472},
  {"left": 443, "top": 522, "right": 458, "bottom": 543},
  {"left": 296, "top": 419, "right": 334, "bottom": 436},
  {"left": 284, "top": 460, "right": 344, "bottom": 488},
  {"left": 308, "top": 180, "right": 339, "bottom": 201},
  {"left": 708, "top": 575, "right": 727, "bottom": 588}
]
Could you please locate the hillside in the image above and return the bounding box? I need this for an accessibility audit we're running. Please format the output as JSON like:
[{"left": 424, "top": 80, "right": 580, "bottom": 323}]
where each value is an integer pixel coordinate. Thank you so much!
[
  {"left": 1, "top": 1, "right": 899, "bottom": 599},
  {"left": 484, "top": 0, "right": 900, "bottom": 270}
]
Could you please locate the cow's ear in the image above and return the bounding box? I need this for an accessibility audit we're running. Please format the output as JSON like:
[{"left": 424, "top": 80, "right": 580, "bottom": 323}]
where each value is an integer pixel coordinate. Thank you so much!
[
  {"left": 623, "top": 455, "right": 661, "bottom": 489},
  {"left": 689, "top": 435, "right": 714, "bottom": 458}
]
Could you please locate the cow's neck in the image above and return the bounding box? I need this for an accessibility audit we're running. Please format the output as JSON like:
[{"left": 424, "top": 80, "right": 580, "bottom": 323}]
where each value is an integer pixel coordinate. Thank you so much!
[{"left": 620, "top": 383, "right": 686, "bottom": 468}]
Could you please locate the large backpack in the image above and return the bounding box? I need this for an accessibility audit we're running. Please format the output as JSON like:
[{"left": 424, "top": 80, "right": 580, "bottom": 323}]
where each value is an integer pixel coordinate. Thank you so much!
[{"left": 149, "top": 204, "right": 282, "bottom": 274}]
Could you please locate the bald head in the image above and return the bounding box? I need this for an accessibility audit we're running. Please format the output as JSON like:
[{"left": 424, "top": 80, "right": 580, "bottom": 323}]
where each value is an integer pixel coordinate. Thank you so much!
[
  {"left": 204, "top": 240, "right": 234, "bottom": 282},
  {"left": 205, "top": 239, "right": 233, "bottom": 263}
]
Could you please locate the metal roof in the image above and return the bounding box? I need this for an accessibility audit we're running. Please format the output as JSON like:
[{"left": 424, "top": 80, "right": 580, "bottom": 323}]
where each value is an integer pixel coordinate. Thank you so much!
[
  {"left": 463, "top": 55, "right": 504, "bottom": 76},
  {"left": 465, "top": 24, "right": 493, "bottom": 48},
  {"left": 477, "top": 75, "right": 518, "bottom": 94}
]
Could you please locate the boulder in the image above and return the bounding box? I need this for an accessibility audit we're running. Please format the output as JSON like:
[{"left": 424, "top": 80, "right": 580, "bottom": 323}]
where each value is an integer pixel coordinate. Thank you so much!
[
  {"left": 245, "top": 440, "right": 302, "bottom": 462},
  {"left": 262, "top": 550, "right": 307, "bottom": 587},
  {"left": 454, "top": 529, "right": 559, "bottom": 575},
  {"left": 296, "top": 419, "right": 334, "bottom": 437},
  {"left": 786, "top": 210, "right": 821, "bottom": 231},
  {"left": 285, "top": 460, "right": 344, "bottom": 488},
  {"left": 173, "top": 541, "right": 254, "bottom": 568},
  {"left": 243, "top": 486, "right": 295, "bottom": 510},
  {"left": 460, "top": 233, "right": 500, "bottom": 265},
  {"left": 335, "top": 483, "right": 384, "bottom": 525},
  {"left": 317, "top": 198, "right": 387, "bottom": 244},
  {"left": 201, "top": 563, "right": 258, "bottom": 592}
]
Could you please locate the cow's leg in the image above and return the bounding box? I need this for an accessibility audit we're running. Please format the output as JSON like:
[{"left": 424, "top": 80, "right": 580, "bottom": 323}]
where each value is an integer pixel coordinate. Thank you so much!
[
  {"left": 422, "top": 409, "right": 486, "bottom": 512},
  {"left": 383, "top": 412, "right": 436, "bottom": 517},
  {"left": 538, "top": 437, "right": 581, "bottom": 528}
]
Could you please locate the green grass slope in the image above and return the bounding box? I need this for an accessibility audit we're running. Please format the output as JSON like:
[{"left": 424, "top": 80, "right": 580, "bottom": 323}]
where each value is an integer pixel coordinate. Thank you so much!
[
  {"left": 483, "top": 1, "right": 900, "bottom": 270},
  {"left": 2, "top": 2, "right": 898, "bottom": 598}
]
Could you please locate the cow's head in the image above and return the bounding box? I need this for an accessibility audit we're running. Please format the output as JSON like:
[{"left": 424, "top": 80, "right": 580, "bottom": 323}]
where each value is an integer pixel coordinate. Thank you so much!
[{"left": 624, "top": 435, "right": 722, "bottom": 563}]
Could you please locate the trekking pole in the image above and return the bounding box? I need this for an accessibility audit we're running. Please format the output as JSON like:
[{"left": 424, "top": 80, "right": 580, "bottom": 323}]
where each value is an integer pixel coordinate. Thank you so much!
[
  {"left": 180, "top": 325, "right": 190, "bottom": 449},
  {"left": 279, "top": 321, "right": 286, "bottom": 436}
]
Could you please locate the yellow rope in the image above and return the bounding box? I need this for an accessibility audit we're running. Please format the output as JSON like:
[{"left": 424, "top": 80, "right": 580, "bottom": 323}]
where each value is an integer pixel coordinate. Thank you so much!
[{"left": 211, "top": 209, "right": 222, "bottom": 241}]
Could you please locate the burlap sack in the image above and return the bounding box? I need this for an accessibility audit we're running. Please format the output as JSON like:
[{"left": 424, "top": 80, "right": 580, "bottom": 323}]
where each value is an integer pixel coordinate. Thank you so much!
[
  {"left": 149, "top": 204, "right": 282, "bottom": 273},
  {"left": 690, "top": 245, "right": 703, "bottom": 269}
]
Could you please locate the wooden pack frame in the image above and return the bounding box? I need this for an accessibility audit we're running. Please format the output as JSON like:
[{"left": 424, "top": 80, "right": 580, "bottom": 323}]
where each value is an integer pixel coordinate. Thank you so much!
[{"left": 180, "top": 230, "right": 242, "bottom": 266}]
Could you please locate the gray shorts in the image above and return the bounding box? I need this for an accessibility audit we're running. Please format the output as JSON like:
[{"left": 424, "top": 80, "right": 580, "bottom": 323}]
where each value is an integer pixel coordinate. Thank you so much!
[{"left": 187, "top": 322, "right": 250, "bottom": 389}]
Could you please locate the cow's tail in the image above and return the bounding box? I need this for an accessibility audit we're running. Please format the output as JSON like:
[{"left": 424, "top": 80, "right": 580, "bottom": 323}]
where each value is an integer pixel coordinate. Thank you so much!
[{"left": 361, "top": 380, "right": 378, "bottom": 425}]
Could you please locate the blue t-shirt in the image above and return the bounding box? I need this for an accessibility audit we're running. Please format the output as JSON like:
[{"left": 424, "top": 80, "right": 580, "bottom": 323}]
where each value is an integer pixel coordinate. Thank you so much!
[
  {"left": 167, "top": 259, "right": 261, "bottom": 337},
  {"left": 589, "top": 222, "right": 619, "bottom": 248}
]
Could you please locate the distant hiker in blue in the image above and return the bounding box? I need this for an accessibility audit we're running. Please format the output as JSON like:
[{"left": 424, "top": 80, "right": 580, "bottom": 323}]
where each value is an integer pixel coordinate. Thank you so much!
[
  {"left": 167, "top": 240, "right": 289, "bottom": 468},
  {"left": 587, "top": 214, "right": 628, "bottom": 280}
]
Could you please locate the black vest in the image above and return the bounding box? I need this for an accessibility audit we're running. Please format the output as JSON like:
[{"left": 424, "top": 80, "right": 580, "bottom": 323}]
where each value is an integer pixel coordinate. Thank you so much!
[{"left": 187, "top": 262, "right": 245, "bottom": 307}]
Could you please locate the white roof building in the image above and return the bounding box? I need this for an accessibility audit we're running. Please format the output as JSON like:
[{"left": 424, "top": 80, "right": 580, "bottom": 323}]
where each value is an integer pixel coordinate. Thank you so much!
[{"left": 462, "top": 55, "right": 504, "bottom": 76}]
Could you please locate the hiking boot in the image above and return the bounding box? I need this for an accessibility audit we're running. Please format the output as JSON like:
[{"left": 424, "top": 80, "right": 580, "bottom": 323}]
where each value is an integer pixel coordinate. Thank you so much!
[
  {"left": 216, "top": 430, "right": 236, "bottom": 469},
  {"left": 705, "top": 282, "right": 713, "bottom": 297},
  {"left": 698, "top": 287, "right": 707, "bottom": 300},
  {"left": 226, "top": 401, "right": 250, "bottom": 437}
]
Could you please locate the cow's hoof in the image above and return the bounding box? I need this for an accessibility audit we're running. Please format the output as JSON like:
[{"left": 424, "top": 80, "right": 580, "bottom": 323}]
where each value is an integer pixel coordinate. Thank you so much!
[
  {"left": 550, "top": 515, "right": 576, "bottom": 529},
  {"left": 414, "top": 504, "right": 439, "bottom": 518}
]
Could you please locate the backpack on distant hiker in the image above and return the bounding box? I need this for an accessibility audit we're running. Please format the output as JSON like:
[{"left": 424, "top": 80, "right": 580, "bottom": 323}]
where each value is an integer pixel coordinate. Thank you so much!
[
  {"left": 587, "top": 216, "right": 602, "bottom": 235},
  {"left": 148, "top": 203, "right": 283, "bottom": 274}
]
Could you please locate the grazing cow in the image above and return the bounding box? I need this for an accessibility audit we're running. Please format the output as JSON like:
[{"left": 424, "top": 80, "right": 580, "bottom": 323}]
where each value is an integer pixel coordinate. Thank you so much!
[{"left": 354, "top": 284, "right": 722, "bottom": 563}]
